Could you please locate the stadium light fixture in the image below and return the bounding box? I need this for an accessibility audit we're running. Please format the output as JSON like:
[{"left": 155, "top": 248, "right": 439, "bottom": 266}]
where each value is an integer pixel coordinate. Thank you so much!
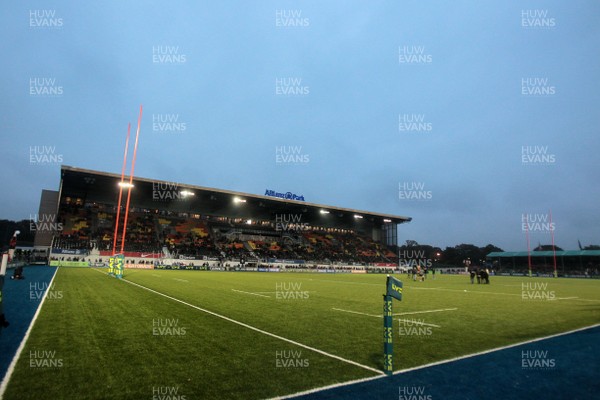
[
  {"left": 118, "top": 182, "right": 134, "bottom": 188},
  {"left": 181, "top": 190, "right": 194, "bottom": 197},
  {"left": 234, "top": 197, "right": 246, "bottom": 203},
  {"left": 320, "top": 210, "right": 330, "bottom": 214},
  {"left": 246, "top": 219, "right": 252, "bottom": 225},
  {"left": 383, "top": 218, "right": 392, "bottom": 223},
  {"left": 354, "top": 214, "right": 363, "bottom": 219}
]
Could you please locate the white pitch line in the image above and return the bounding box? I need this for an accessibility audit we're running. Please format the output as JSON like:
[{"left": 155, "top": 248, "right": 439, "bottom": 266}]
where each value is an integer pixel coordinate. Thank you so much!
[
  {"left": 409, "top": 286, "right": 521, "bottom": 297},
  {"left": 231, "top": 289, "right": 271, "bottom": 298},
  {"left": 94, "top": 270, "right": 382, "bottom": 375},
  {"left": 397, "top": 319, "right": 441, "bottom": 328},
  {"left": 309, "top": 279, "right": 382, "bottom": 287},
  {"left": 409, "top": 287, "right": 600, "bottom": 303},
  {"left": 394, "top": 308, "right": 457, "bottom": 316},
  {"left": 332, "top": 307, "right": 457, "bottom": 319},
  {"left": 173, "top": 278, "right": 188, "bottom": 283},
  {"left": 331, "top": 308, "right": 381, "bottom": 318},
  {"left": 548, "top": 296, "right": 588, "bottom": 302},
  {"left": 566, "top": 298, "right": 600, "bottom": 302},
  {"left": 0, "top": 267, "right": 59, "bottom": 399}
]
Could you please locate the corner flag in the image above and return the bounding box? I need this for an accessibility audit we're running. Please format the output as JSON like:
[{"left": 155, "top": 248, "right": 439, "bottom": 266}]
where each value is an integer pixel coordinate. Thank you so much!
[
  {"left": 386, "top": 275, "right": 403, "bottom": 301},
  {"left": 383, "top": 275, "right": 403, "bottom": 375}
]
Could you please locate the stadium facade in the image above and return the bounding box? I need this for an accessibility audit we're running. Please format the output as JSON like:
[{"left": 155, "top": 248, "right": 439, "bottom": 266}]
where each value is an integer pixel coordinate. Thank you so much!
[{"left": 37, "top": 166, "right": 412, "bottom": 269}]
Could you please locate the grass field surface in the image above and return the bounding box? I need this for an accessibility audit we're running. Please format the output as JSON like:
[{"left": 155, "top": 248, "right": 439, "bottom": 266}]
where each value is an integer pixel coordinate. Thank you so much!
[{"left": 3, "top": 267, "right": 600, "bottom": 399}]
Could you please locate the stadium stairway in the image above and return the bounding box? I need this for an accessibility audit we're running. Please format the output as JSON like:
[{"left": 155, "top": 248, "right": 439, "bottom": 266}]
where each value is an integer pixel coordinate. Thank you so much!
[{"left": 0, "top": 266, "right": 57, "bottom": 384}]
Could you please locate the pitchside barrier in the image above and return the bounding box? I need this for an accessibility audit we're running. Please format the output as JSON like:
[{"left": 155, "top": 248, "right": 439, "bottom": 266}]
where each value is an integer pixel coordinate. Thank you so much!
[{"left": 49, "top": 260, "right": 90, "bottom": 267}]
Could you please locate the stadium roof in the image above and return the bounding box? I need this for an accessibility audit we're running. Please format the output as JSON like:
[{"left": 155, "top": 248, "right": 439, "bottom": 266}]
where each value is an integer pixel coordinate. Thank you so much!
[
  {"left": 487, "top": 251, "right": 600, "bottom": 258},
  {"left": 59, "top": 165, "right": 411, "bottom": 230}
]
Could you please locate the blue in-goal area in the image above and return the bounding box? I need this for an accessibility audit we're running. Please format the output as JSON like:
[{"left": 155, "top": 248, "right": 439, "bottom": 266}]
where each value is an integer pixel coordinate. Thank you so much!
[
  {"left": 0, "top": 265, "right": 57, "bottom": 383},
  {"left": 294, "top": 325, "right": 600, "bottom": 400}
]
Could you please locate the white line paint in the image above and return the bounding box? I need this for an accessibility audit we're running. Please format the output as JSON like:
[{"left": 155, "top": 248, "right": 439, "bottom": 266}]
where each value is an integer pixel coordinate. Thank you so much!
[
  {"left": 274, "top": 322, "right": 600, "bottom": 399},
  {"left": 394, "top": 308, "right": 458, "bottom": 316},
  {"left": 410, "top": 286, "right": 600, "bottom": 303},
  {"left": 231, "top": 289, "right": 271, "bottom": 298},
  {"left": 0, "top": 267, "right": 59, "bottom": 399},
  {"left": 332, "top": 307, "right": 457, "bottom": 320},
  {"left": 309, "top": 279, "right": 382, "bottom": 287},
  {"left": 409, "top": 286, "right": 521, "bottom": 297},
  {"left": 331, "top": 308, "right": 381, "bottom": 318},
  {"left": 93, "top": 270, "right": 383, "bottom": 375},
  {"left": 173, "top": 278, "right": 188, "bottom": 283}
]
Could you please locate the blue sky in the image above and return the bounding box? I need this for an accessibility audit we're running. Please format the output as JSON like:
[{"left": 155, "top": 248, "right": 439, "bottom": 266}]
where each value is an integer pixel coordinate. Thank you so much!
[{"left": 1, "top": 1, "right": 599, "bottom": 250}]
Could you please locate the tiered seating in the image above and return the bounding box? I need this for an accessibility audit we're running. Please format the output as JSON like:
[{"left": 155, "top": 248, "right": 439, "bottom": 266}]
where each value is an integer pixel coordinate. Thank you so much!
[
  {"left": 54, "top": 203, "right": 92, "bottom": 250},
  {"left": 159, "top": 216, "right": 219, "bottom": 257},
  {"left": 247, "top": 239, "right": 297, "bottom": 259},
  {"left": 216, "top": 238, "right": 247, "bottom": 259},
  {"left": 52, "top": 201, "right": 398, "bottom": 263},
  {"left": 299, "top": 231, "right": 396, "bottom": 264},
  {"left": 120, "top": 212, "right": 160, "bottom": 252}
]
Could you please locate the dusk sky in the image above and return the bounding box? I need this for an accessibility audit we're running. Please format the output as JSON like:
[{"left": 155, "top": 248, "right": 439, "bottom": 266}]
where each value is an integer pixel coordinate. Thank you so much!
[{"left": 1, "top": 1, "right": 598, "bottom": 251}]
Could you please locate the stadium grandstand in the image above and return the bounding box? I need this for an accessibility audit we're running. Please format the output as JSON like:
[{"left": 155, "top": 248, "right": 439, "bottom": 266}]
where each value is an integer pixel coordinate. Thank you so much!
[
  {"left": 37, "top": 166, "right": 411, "bottom": 271},
  {"left": 486, "top": 250, "right": 600, "bottom": 277}
]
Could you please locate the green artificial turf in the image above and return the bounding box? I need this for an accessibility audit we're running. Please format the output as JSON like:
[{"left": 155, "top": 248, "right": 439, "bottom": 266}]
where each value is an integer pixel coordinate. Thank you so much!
[{"left": 4, "top": 268, "right": 600, "bottom": 399}]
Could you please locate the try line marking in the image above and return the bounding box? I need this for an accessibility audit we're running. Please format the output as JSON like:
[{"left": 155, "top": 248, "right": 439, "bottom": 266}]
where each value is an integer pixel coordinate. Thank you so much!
[
  {"left": 331, "top": 307, "right": 457, "bottom": 318},
  {"left": 395, "top": 307, "right": 457, "bottom": 316},
  {"left": 90, "top": 268, "right": 382, "bottom": 376},
  {"left": 231, "top": 289, "right": 271, "bottom": 298}
]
